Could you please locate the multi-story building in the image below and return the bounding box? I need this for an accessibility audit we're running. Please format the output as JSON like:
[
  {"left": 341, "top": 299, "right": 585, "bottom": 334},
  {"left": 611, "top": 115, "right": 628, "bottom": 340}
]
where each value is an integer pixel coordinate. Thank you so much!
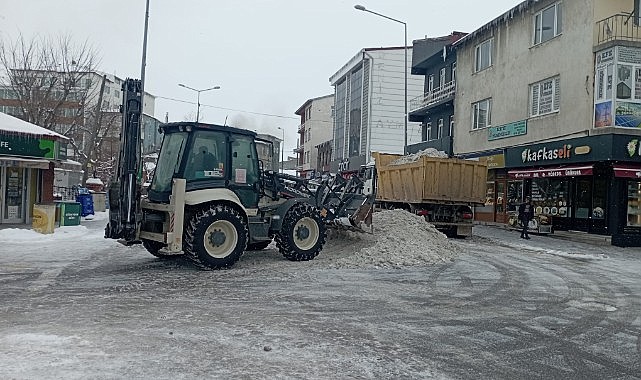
[
  {"left": 294, "top": 95, "right": 333, "bottom": 179},
  {"left": 329, "top": 46, "right": 424, "bottom": 173},
  {"left": 408, "top": 32, "right": 467, "bottom": 156},
  {"left": 0, "top": 70, "right": 159, "bottom": 186},
  {"left": 453, "top": 0, "right": 641, "bottom": 246}
]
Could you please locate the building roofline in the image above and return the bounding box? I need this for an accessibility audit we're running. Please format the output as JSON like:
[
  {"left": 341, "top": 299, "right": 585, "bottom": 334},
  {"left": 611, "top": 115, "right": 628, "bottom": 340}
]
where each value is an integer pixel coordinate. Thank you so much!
[
  {"left": 453, "top": 0, "right": 534, "bottom": 47},
  {"left": 329, "top": 45, "right": 413, "bottom": 85},
  {"left": 294, "top": 94, "right": 334, "bottom": 115}
]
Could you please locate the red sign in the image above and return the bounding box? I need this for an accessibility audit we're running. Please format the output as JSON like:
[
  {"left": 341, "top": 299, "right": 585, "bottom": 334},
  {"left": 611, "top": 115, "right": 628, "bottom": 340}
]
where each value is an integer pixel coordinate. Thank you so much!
[{"left": 508, "top": 165, "right": 593, "bottom": 179}]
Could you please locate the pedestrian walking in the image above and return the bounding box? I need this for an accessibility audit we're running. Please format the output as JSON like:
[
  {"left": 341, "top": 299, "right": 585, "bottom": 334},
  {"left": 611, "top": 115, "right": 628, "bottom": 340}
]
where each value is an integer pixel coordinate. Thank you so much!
[{"left": 518, "top": 196, "right": 533, "bottom": 239}]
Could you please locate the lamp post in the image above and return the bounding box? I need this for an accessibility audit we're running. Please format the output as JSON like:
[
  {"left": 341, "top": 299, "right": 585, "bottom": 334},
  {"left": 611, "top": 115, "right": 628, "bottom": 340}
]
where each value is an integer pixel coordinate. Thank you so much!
[
  {"left": 178, "top": 83, "right": 221, "bottom": 123},
  {"left": 354, "top": 4, "right": 408, "bottom": 153},
  {"left": 277, "top": 126, "right": 285, "bottom": 173}
]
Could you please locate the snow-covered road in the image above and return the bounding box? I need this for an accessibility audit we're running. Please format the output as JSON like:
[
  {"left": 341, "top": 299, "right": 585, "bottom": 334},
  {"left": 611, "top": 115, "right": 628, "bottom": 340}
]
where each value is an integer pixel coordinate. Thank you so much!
[{"left": 0, "top": 214, "right": 640, "bottom": 379}]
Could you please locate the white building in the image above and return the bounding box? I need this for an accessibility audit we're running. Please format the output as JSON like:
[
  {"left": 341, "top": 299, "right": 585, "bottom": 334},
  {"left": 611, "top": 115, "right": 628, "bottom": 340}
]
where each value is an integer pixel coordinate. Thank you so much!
[
  {"left": 294, "top": 94, "right": 333, "bottom": 178},
  {"left": 329, "top": 46, "right": 423, "bottom": 172}
]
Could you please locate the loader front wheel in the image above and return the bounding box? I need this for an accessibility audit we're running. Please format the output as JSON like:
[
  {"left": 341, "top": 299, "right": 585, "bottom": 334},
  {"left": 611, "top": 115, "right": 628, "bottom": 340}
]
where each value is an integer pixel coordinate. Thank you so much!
[
  {"left": 276, "top": 203, "right": 326, "bottom": 261},
  {"left": 183, "top": 205, "right": 248, "bottom": 269}
]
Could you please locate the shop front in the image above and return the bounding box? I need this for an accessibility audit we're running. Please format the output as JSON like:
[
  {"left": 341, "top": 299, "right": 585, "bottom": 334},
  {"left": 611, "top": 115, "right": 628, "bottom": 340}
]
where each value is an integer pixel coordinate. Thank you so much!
[
  {"left": 504, "top": 133, "right": 641, "bottom": 246},
  {"left": 0, "top": 112, "right": 67, "bottom": 225}
]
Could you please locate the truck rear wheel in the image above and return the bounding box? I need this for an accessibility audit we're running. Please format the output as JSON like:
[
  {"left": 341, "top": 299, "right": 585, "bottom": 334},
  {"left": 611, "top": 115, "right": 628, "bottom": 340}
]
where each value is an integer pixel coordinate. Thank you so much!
[
  {"left": 141, "top": 239, "right": 181, "bottom": 259},
  {"left": 183, "top": 205, "right": 248, "bottom": 269},
  {"left": 275, "top": 203, "right": 326, "bottom": 261}
]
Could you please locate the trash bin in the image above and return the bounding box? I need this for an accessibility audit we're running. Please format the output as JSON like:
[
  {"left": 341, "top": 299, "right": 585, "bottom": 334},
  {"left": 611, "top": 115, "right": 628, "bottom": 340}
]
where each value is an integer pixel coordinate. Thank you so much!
[
  {"left": 59, "top": 202, "right": 81, "bottom": 226},
  {"left": 76, "top": 193, "right": 94, "bottom": 217},
  {"left": 32, "top": 204, "right": 56, "bottom": 234}
]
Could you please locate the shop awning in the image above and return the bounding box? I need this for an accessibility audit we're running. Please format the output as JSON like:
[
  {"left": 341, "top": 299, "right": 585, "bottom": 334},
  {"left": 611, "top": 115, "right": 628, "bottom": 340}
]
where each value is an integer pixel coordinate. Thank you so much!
[
  {"left": 613, "top": 164, "right": 641, "bottom": 179},
  {"left": 508, "top": 165, "right": 593, "bottom": 179},
  {"left": 0, "top": 156, "right": 52, "bottom": 169}
]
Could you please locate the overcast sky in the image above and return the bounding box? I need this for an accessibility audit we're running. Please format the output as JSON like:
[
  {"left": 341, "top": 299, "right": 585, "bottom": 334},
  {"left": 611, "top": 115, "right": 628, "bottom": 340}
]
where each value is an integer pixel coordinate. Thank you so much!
[{"left": 0, "top": 0, "right": 519, "bottom": 154}]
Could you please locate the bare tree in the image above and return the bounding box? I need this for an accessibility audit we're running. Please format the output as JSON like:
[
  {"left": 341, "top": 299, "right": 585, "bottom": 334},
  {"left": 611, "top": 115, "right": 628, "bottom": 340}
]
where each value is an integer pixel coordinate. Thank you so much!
[{"left": 0, "top": 33, "right": 119, "bottom": 185}]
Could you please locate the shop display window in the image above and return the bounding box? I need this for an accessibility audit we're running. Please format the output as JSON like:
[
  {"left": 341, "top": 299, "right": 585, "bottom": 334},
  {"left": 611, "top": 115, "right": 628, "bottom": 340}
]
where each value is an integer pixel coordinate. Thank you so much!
[
  {"left": 530, "top": 178, "right": 570, "bottom": 217},
  {"left": 507, "top": 181, "right": 523, "bottom": 212},
  {"left": 592, "top": 178, "right": 607, "bottom": 219},
  {"left": 627, "top": 181, "right": 641, "bottom": 227},
  {"left": 478, "top": 182, "right": 495, "bottom": 213},
  {"left": 496, "top": 182, "right": 505, "bottom": 214}
]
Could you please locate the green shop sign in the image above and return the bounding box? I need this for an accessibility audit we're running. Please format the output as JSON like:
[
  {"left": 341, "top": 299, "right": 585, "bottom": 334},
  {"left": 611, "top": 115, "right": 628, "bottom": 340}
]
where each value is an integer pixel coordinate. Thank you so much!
[
  {"left": 0, "top": 134, "right": 57, "bottom": 159},
  {"left": 488, "top": 120, "right": 527, "bottom": 141}
]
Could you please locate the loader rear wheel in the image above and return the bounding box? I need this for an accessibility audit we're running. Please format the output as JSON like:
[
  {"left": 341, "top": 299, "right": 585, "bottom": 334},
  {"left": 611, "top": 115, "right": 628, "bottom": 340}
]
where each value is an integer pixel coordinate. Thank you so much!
[
  {"left": 141, "top": 239, "right": 180, "bottom": 259},
  {"left": 276, "top": 203, "right": 326, "bottom": 261},
  {"left": 183, "top": 205, "right": 248, "bottom": 269}
]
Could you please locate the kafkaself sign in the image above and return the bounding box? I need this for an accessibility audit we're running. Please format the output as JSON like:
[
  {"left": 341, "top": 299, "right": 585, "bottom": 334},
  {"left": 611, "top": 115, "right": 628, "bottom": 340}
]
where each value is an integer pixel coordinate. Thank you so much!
[{"left": 0, "top": 134, "right": 57, "bottom": 159}]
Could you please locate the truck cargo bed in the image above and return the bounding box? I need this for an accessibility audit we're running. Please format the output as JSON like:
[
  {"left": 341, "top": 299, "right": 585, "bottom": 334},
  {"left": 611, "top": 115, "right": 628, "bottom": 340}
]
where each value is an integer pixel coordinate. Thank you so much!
[{"left": 373, "top": 152, "right": 487, "bottom": 205}]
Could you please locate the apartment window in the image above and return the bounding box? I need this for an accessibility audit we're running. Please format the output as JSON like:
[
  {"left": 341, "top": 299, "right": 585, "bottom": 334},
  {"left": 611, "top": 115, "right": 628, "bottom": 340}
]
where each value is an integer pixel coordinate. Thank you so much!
[
  {"left": 439, "top": 68, "right": 446, "bottom": 87},
  {"left": 530, "top": 76, "right": 560, "bottom": 117},
  {"left": 428, "top": 75, "right": 434, "bottom": 92},
  {"left": 534, "top": 2, "right": 563, "bottom": 45},
  {"left": 449, "top": 115, "right": 454, "bottom": 136},
  {"left": 437, "top": 118, "right": 444, "bottom": 139},
  {"left": 472, "top": 98, "right": 492, "bottom": 130},
  {"left": 85, "top": 79, "right": 92, "bottom": 88},
  {"left": 475, "top": 39, "right": 493, "bottom": 72}
]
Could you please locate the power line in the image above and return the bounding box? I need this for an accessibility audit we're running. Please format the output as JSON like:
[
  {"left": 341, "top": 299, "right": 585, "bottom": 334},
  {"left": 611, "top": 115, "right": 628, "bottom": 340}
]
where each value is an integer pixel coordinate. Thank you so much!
[{"left": 155, "top": 95, "right": 299, "bottom": 120}]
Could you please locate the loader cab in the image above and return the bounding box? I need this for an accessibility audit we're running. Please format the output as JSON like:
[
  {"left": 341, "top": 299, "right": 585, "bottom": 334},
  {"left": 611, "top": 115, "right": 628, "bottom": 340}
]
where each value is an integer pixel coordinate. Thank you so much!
[{"left": 148, "top": 122, "right": 260, "bottom": 208}]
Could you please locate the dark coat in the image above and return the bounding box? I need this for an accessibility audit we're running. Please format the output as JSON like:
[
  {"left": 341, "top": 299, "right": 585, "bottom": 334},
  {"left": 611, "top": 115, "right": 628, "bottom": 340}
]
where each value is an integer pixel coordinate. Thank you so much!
[{"left": 518, "top": 202, "right": 533, "bottom": 222}]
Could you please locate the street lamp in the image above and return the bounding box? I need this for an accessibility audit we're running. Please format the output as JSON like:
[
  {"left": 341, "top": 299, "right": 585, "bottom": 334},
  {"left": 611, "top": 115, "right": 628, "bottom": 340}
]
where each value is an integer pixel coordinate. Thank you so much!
[
  {"left": 277, "top": 126, "right": 285, "bottom": 173},
  {"left": 354, "top": 4, "right": 408, "bottom": 153},
  {"left": 178, "top": 83, "right": 221, "bottom": 123}
]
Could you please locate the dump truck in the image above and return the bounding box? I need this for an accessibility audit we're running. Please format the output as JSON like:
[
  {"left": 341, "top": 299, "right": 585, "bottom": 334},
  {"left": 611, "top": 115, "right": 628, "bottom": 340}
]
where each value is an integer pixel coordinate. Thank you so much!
[{"left": 372, "top": 151, "right": 488, "bottom": 237}]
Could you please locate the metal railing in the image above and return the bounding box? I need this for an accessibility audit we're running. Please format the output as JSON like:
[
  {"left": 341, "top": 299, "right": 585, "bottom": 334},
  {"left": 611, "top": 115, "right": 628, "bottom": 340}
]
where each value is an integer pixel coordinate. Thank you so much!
[
  {"left": 596, "top": 14, "right": 641, "bottom": 45},
  {"left": 409, "top": 81, "right": 456, "bottom": 113}
]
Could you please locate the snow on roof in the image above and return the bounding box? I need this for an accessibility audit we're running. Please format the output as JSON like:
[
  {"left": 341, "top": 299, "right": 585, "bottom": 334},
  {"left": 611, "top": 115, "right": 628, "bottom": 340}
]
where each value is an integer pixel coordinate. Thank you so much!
[
  {"left": 85, "top": 177, "right": 104, "bottom": 185},
  {"left": 0, "top": 112, "right": 68, "bottom": 140}
]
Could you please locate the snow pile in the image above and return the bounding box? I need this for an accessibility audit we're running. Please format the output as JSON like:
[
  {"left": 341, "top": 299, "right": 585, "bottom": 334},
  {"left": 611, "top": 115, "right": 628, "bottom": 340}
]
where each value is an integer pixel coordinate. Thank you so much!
[
  {"left": 86, "top": 177, "right": 104, "bottom": 185},
  {"left": 322, "top": 209, "right": 457, "bottom": 269},
  {"left": 389, "top": 148, "right": 448, "bottom": 165}
]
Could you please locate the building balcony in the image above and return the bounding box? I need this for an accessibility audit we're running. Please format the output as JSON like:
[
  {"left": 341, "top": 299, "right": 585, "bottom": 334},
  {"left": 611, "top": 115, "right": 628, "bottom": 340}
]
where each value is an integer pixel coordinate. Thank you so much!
[
  {"left": 297, "top": 123, "right": 305, "bottom": 133},
  {"left": 409, "top": 81, "right": 456, "bottom": 115},
  {"left": 596, "top": 14, "right": 641, "bottom": 46},
  {"left": 293, "top": 146, "right": 303, "bottom": 153}
]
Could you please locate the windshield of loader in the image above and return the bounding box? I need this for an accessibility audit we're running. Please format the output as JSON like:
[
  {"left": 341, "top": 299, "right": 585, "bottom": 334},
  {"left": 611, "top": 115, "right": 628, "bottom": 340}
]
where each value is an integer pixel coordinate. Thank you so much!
[{"left": 149, "top": 132, "right": 187, "bottom": 194}]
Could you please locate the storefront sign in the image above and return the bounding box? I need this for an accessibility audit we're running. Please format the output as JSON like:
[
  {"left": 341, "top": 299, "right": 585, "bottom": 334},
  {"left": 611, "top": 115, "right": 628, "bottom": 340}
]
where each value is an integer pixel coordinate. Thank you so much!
[
  {"left": 521, "top": 144, "right": 575, "bottom": 163},
  {"left": 485, "top": 153, "right": 505, "bottom": 169},
  {"left": 508, "top": 165, "right": 593, "bottom": 179},
  {"left": 0, "top": 134, "right": 57, "bottom": 159},
  {"left": 488, "top": 120, "right": 527, "bottom": 141},
  {"left": 597, "top": 48, "right": 614, "bottom": 66},
  {"left": 506, "top": 135, "right": 610, "bottom": 168}
]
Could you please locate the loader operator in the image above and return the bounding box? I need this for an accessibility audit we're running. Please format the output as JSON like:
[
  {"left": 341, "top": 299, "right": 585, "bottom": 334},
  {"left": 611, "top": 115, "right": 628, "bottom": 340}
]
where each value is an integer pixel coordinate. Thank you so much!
[{"left": 192, "top": 145, "right": 218, "bottom": 178}]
